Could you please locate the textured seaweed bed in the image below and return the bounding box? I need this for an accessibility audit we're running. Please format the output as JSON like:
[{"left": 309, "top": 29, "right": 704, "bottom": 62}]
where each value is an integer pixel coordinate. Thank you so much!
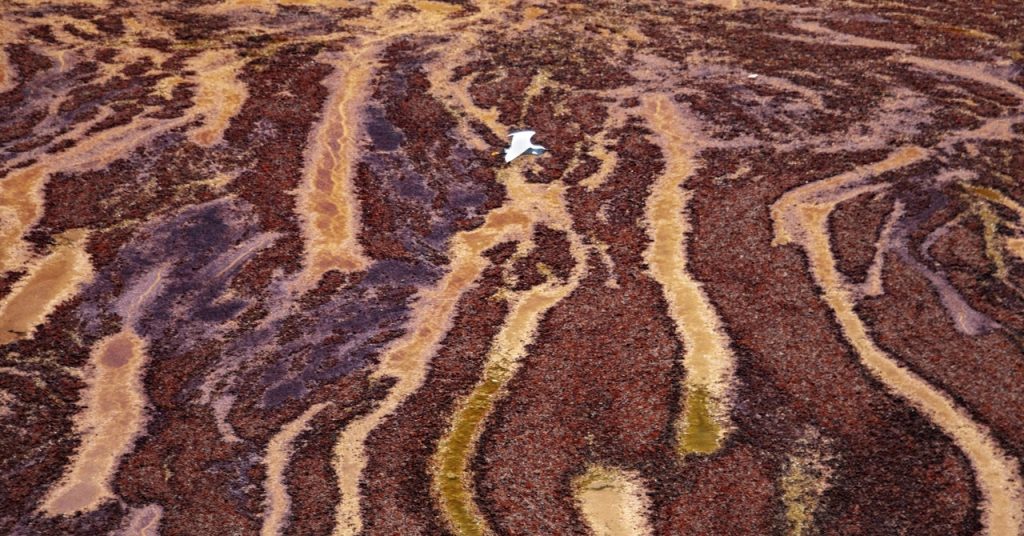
[{"left": 1, "top": 1, "right": 1024, "bottom": 535}]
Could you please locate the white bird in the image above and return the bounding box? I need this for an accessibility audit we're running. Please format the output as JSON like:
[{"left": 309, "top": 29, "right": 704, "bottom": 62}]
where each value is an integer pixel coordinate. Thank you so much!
[{"left": 503, "top": 130, "right": 547, "bottom": 163}]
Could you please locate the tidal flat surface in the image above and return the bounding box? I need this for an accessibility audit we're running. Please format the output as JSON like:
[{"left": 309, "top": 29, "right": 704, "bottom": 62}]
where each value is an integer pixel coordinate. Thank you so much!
[{"left": 1, "top": 1, "right": 1024, "bottom": 534}]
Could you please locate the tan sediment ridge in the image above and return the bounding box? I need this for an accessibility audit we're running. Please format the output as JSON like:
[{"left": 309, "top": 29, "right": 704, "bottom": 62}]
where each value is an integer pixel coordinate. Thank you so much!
[
  {"left": 641, "top": 95, "right": 736, "bottom": 455},
  {"left": 1007, "top": 237, "right": 1024, "bottom": 260},
  {"left": 0, "top": 164, "right": 47, "bottom": 271},
  {"left": 0, "top": 45, "right": 13, "bottom": 93},
  {"left": 187, "top": 48, "right": 249, "bottom": 147},
  {"left": 0, "top": 229, "right": 92, "bottom": 345},
  {"left": 294, "top": 50, "right": 375, "bottom": 289},
  {"left": 772, "top": 149, "right": 1024, "bottom": 536},
  {"left": 262, "top": 402, "right": 330, "bottom": 536},
  {"left": 40, "top": 329, "right": 149, "bottom": 516},
  {"left": 573, "top": 465, "right": 653, "bottom": 536}
]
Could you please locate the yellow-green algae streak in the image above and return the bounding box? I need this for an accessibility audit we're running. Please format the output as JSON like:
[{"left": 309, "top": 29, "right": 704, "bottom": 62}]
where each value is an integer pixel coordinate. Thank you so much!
[
  {"left": 680, "top": 386, "right": 720, "bottom": 455},
  {"left": 781, "top": 430, "right": 833, "bottom": 536},
  {"left": 962, "top": 183, "right": 1024, "bottom": 289},
  {"left": 433, "top": 354, "right": 508, "bottom": 536},
  {"left": 432, "top": 249, "right": 585, "bottom": 535}
]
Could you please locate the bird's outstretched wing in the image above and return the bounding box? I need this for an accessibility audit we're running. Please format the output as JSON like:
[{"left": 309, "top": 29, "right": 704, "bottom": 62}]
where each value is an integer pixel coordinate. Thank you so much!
[{"left": 504, "top": 130, "right": 537, "bottom": 163}]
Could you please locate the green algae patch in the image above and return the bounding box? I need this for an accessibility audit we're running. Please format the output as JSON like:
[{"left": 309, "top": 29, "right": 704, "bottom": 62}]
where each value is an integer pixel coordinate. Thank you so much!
[
  {"left": 679, "top": 385, "right": 722, "bottom": 455},
  {"left": 432, "top": 366, "right": 510, "bottom": 536},
  {"left": 781, "top": 430, "right": 833, "bottom": 536}
]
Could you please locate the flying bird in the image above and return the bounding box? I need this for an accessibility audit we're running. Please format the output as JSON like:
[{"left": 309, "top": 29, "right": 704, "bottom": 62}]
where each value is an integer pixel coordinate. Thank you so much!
[{"left": 503, "top": 130, "right": 547, "bottom": 163}]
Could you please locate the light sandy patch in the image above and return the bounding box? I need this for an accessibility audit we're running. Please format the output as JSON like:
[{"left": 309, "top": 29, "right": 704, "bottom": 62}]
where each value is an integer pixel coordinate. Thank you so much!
[
  {"left": 0, "top": 229, "right": 92, "bottom": 345},
  {"left": 187, "top": 49, "right": 249, "bottom": 147},
  {"left": 0, "top": 45, "right": 14, "bottom": 93},
  {"left": 41, "top": 329, "right": 150, "bottom": 516},
  {"left": 114, "top": 504, "right": 163, "bottom": 536},
  {"left": 293, "top": 49, "right": 375, "bottom": 290},
  {"left": 573, "top": 466, "right": 653, "bottom": 536}
]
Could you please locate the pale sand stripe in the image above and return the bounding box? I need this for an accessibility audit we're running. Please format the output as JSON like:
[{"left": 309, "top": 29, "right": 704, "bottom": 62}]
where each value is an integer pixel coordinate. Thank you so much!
[
  {"left": 186, "top": 48, "right": 249, "bottom": 147},
  {"left": 772, "top": 150, "right": 1024, "bottom": 536},
  {"left": 641, "top": 95, "right": 736, "bottom": 455},
  {"left": 41, "top": 329, "right": 150, "bottom": 516},
  {"left": 293, "top": 50, "right": 375, "bottom": 290},
  {"left": 0, "top": 45, "right": 13, "bottom": 93},
  {"left": 113, "top": 504, "right": 163, "bottom": 536},
  {"left": 262, "top": 402, "right": 331, "bottom": 536}
]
